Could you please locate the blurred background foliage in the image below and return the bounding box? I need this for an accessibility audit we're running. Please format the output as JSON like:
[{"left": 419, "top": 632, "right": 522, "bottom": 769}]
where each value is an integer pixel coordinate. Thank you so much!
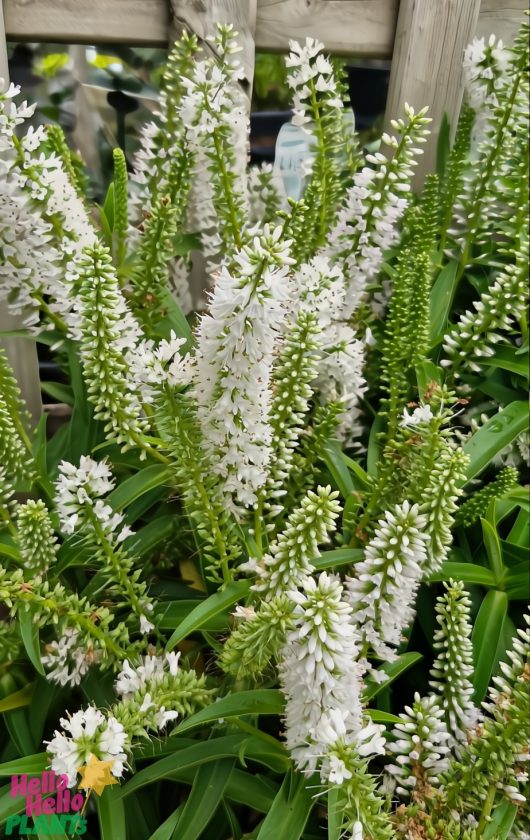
[{"left": 7, "top": 43, "right": 389, "bottom": 200}]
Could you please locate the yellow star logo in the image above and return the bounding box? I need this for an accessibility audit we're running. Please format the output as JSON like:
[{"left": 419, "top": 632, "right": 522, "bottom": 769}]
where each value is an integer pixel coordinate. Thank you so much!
[{"left": 77, "top": 755, "right": 118, "bottom": 797}]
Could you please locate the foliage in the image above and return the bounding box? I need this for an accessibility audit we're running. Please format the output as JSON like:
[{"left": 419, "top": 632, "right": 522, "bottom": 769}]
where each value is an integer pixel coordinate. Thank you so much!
[{"left": 0, "top": 21, "right": 528, "bottom": 840}]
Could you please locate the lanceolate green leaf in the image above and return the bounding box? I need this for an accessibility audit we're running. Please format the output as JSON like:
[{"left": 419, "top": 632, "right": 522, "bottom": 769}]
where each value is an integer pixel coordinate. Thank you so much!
[
  {"left": 429, "top": 562, "right": 496, "bottom": 587},
  {"left": 327, "top": 786, "right": 341, "bottom": 840},
  {"left": 255, "top": 770, "right": 314, "bottom": 840},
  {"left": 482, "top": 800, "right": 517, "bottom": 839},
  {"left": 107, "top": 464, "right": 173, "bottom": 511},
  {"left": 0, "top": 753, "right": 47, "bottom": 777},
  {"left": 472, "top": 589, "right": 508, "bottom": 703},
  {"left": 172, "top": 758, "right": 235, "bottom": 840},
  {"left": 429, "top": 259, "right": 459, "bottom": 343},
  {"left": 120, "top": 735, "right": 285, "bottom": 799},
  {"left": 0, "top": 684, "right": 34, "bottom": 713},
  {"left": 312, "top": 548, "right": 364, "bottom": 570},
  {"left": 165, "top": 581, "right": 250, "bottom": 650},
  {"left": 97, "top": 786, "right": 127, "bottom": 840},
  {"left": 363, "top": 652, "right": 423, "bottom": 701},
  {"left": 463, "top": 401, "right": 529, "bottom": 480},
  {"left": 485, "top": 344, "right": 529, "bottom": 378},
  {"left": 174, "top": 690, "right": 285, "bottom": 736},
  {"left": 18, "top": 611, "right": 44, "bottom": 676},
  {"left": 481, "top": 518, "right": 504, "bottom": 584},
  {"left": 322, "top": 439, "right": 354, "bottom": 498}
]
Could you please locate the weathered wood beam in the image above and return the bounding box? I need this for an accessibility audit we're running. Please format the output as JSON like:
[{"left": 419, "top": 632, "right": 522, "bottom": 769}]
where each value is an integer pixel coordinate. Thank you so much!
[
  {"left": 3, "top": 0, "right": 398, "bottom": 56},
  {"left": 0, "top": 0, "right": 41, "bottom": 424},
  {"left": 383, "top": 0, "right": 482, "bottom": 188}
]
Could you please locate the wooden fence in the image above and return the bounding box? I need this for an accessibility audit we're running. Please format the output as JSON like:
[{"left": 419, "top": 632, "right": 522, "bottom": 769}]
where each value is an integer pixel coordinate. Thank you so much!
[{"left": 0, "top": 0, "right": 525, "bottom": 419}]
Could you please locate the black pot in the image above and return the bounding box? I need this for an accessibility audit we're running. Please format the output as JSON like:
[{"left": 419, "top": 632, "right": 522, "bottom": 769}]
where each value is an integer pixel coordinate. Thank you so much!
[{"left": 346, "top": 63, "right": 391, "bottom": 130}]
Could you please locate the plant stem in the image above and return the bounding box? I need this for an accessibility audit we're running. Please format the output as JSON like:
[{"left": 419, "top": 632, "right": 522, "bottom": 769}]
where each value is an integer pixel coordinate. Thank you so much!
[{"left": 477, "top": 784, "right": 497, "bottom": 833}]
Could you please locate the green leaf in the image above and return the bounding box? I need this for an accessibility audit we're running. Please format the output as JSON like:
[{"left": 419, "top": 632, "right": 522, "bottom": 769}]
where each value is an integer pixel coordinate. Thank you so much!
[
  {"left": 430, "top": 259, "right": 459, "bottom": 343},
  {"left": 428, "top": 562, "right": 496, "bottom": 587},
  {"left": 18, "top": 611, "right": 44, "bottom": 675},
  {"left": 107, "top": 465, "right": 173, "bottom": 512},
  {"left": 339, "top": 454, "right": 370, "bottom": 490},
  {"left": 0, "top": 782, "right": 25, "bottom": 823},
  {"left": 481, "top": 517, "right": 504, "bottom": 584},
  {"left": 165, "top": 581, "right": 250, "bottom": 650},
  {"left": 154, "top": 290, "right": 192, "bottom": 347},
  {"left": 327, "top": 786, "right": 341, "bottom": 840},
  {"left": 125, "top": 515, "right": 176, "bottom": 556},
  {"left": 363, "top": 652, "right": 423, "bottom": 701},
  {"left": 482, "top": 800, "right": 517, "bottom": 839},
  {"left": 503, "top": 562, "right": 530, "bottom": 600},
  {"left": 312, "top": 548, "right": 364, "bottom": 570},
  {"left": 322, "top": 439, "right": 354, "bottom": 499},
  {"left": 366, "top": 413, "right": 385, "bottom": 477},
  {"left": 224, "top": 770, "right": 278, "bottom": 813},
  {"left": 504, "top": 510, "right": 530, "bottom": 551},
  {"left": 155, "top": 600, "right": 225, "bottom": 631},
  {"left": 98, "top": 785, "right": 127, "bottom": 840},
  {"left": 174, "top": 690, "right": 285, "bottom": 736},
  {"left": 415, "top": 360, "right": 442, "bottom": 399},
  {"left": 0, "top": 753, "right": 47, "bottom": 777},
  {"left": 463, "top": 401, "right": 529, "bottom": 480},
  {"left": 255, "top": 770, "right": 314, "bottom": 840},
  {"left": 103, "top": 181, "right": 115, "bottom": 231},
  {"left": 366, "top": 709, "right": 401, "bottom": 724},
  {"left": 40, "top": 381, "right": 74, "bottom": 405},
  {"left": 486, "top": 345, "right": 529, "bottom": 378},
  {"left": 0, "top": 684, "right": 34, "bottom": 713},
  {"left": 172, "top": 758, "right": 235, "bottom": 840},
  {"left": 120, "top": 735, "right": 282, "bottom": 800},
  {"left": 3, "top": 709, "right": 36, "bottom": 757},
  {"left": 0, "top": 541, "right": 21, "bottom": 562},
  {"left": 436, "top": 112, "right": 451, "bottom": 176},
  {"left": 472, "top": 589, "right": 508, "bottom": 703},
  {"left": 149, "top": 806, "right": 184, "bottom": 840}
]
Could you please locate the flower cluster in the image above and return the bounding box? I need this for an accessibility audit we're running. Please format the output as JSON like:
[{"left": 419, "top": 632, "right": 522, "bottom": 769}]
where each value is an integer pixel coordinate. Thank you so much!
[
  {"left": 280, "top": 573, "right": 368, "bottom": 773},
  {"left": 193, "top": 226, "right": 295, "bottom": 509},
  {"left": 429, "top": 580, "right": 478, "bottom": 747},
  {"left": 285, "top": 38, "right": 343, "bottom": 129},
  {"left": 113, "top": 651, "right": 213, "bottom": 737},
  {"left": 326, "top": 104, "right": 430, "bottom": 320},
  {"left": 16, "top": 499, "right": 58, "bottom": 576},
  {"left": 55, "top": 457, "right": 153, "bottom": 632},
  {"left": 386, "top": 693, "right": 451, "bottom": 800},
  {"left": 254, "top": 485, "right": 341, "bottom": 596},
  {"left": 346, "top": 501, "right": 429, "bottom": 666},
  {"left": 46, "top": 707, "right": 128, "bottom": 786},
  {"left": 0, "top": 20, "right": 528, "bottom": 840},
  {"left": 41, "top": 628, "right": 101, "bottom": 687}
]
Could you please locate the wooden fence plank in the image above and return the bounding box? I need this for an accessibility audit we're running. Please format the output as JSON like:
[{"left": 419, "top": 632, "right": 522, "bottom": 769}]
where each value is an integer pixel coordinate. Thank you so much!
[
  {"left": 384, "top": 0, "right": 482, "bottom": 188},
  {"left": 3, "top": 0, "right": 397, "bottom": 55},
  {"left": 169, "top": 0, "right": 257, "bottom": 102},
  {"left": 0, "top": 0, "right": 41, "bottom": 424},
  {"left": 255, "top": 0, "right": 397, "bottom": 55},
  {"left": 476, "top": 0, "right": 526, "bottom": 43}
]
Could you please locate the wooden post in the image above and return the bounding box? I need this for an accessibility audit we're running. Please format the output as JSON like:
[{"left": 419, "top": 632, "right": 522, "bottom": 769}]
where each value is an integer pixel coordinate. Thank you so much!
[
  {"left": 384, "top": 0, "right": 482, "bottom": 187},
  {"left": 0, "top": 0, "right": 42, "bottom": 423},
  {"left": 168, "top": 0, "right": 258, "bottom": 104}
]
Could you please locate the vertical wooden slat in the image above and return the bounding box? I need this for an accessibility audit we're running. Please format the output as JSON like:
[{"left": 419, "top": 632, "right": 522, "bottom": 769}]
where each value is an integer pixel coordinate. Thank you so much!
[
  {"left": 384, "top": 0, "right": 482, "bottom": 187},
  {"left": 0, "top": 0, "right": 41, "bottom": 423}
]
